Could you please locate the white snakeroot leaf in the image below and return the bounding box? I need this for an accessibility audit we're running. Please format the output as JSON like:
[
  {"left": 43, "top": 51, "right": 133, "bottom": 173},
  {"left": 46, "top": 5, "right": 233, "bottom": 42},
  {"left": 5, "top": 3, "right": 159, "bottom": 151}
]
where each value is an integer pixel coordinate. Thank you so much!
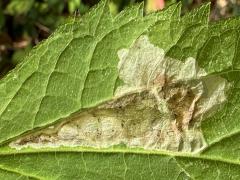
[{"left": 0, "top": 1, "right": 240, "bottom": 179}]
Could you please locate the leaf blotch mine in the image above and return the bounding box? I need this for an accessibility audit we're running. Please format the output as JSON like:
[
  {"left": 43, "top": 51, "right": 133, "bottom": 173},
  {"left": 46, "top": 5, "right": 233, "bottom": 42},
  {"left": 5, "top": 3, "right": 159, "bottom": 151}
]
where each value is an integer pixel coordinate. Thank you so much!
[{"left": 9, "top": 36, "right": 230, "bottom": 153}]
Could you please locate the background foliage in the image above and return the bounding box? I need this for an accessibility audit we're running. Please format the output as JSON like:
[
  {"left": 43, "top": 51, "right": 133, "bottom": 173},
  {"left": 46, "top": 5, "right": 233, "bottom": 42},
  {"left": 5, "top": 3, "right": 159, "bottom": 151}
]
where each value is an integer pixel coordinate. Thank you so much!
[{"left": 0, "top": 0, "right": 239, "bottom": 77}]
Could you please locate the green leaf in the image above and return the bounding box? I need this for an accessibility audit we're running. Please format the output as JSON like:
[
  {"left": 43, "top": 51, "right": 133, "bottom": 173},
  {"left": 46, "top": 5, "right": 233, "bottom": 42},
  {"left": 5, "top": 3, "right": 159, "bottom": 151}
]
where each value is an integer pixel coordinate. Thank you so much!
[
  {"left": 68, "top": 0, "right": 81, "bottom": 14},
  {"left": 0, "top": 1, "right": 240, "bottom": 179},
  {"left": 5, "top": 0, "right": 34, "bottom": 15}
]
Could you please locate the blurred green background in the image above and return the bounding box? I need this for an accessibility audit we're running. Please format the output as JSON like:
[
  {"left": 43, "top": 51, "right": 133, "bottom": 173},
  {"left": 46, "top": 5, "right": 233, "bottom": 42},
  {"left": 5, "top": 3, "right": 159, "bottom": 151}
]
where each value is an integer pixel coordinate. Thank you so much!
[{"left": 0, "top": 0, "right": 239, "bottom": 77}]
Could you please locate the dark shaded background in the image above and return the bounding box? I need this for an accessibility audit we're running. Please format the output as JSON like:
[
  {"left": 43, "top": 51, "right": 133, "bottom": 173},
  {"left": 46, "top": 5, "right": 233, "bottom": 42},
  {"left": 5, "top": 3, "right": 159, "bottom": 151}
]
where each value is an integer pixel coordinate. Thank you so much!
[{"left": 0, "top": 0, "right": 239, "bottom": 77}]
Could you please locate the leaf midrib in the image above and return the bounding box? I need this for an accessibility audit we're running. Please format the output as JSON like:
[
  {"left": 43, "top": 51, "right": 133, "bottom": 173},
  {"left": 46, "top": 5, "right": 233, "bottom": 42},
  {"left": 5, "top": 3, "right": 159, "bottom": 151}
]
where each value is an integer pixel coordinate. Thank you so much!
[{"left": 0, "top": 147, "right": 239, "bottom": 166}]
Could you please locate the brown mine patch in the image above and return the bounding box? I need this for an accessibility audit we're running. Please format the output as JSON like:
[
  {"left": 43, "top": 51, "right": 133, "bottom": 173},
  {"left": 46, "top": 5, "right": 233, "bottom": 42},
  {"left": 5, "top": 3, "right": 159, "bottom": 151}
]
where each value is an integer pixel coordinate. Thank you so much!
[
  {"left": 105, "top": 74, "right": 203, "bottom": 139},
  {"left": 163, "top": 82, "right": 198, "bottom": 131}
]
